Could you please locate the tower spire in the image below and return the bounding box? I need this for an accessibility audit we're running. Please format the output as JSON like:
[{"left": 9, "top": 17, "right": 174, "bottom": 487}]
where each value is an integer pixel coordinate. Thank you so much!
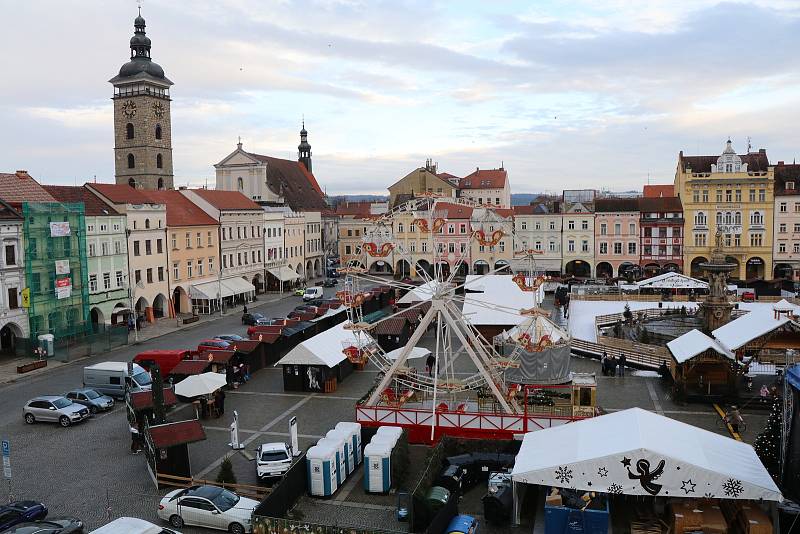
[{"left": 298, "top": 119, "right": 312, "bottom": 173}]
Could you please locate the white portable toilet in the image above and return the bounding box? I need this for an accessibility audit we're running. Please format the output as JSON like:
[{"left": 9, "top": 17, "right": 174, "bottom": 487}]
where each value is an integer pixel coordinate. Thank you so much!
[
  {"left": 363, "top": 441, "right": 392, "bottom": 493},
  {"left": 369, "top": 433, "right": 399, "bottom": 449},
  {"left": 306, "top": 442, "right": 339, "bottom": 497},
  {"left": 375, "top": 425, "right": 403, "bottom": 442},
  {"left": 317, "top": 437, "right": 346, "bottom": 487},
  {"left": 326, "top": 428, "right": 354, "bottom": 475},
  {"left": 335, "top": 421, "right": 362, "bottom": 465}
]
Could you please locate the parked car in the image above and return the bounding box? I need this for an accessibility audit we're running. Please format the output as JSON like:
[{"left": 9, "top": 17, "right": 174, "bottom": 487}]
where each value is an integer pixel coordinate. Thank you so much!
[
  {"left": 4, "top": 516, "right": 84, "bottom": 533},
  {"left": 255, "top": 442, "right": 293, "bottom": 479},
  {"left": 0, "top": 501, "right": 48, "bottom": 531},
  {"left": 64, "top": 388, "right": 114, "bottom": 414},
  {"left": 157, "top": 485, "right": 258, "bottom": 534},
  {"left": 741, "top": 291, "right": 755, "bottom": 302},
  {"left": 241, "top": 312, "right": 268, "bottom": 326},
  {"left": 89, "top": 516, "right": 181, "bottom": 534},
  {"left": 445, "top": 514, "right": 479, "bottom": 534},
  {"left": 215, "top": 334, "right": 247, "bottom": 342},
  {"left": 83, "top": 362, "right": 151, "bottom": 398},
  {"left": 302, "top": 287, "right": 324, "bottom": 301},
  {"left": 293, "top": 287, "right": 307, "bottom": 297},
  {"left": 322, "top": 278, "right": 338, "bottom": 287},
  {"left": 23, "top": 396, "right": 90, "bottom": 427},
  {"left": 197, "top": 339, "right": 231, "bottom": 352}
]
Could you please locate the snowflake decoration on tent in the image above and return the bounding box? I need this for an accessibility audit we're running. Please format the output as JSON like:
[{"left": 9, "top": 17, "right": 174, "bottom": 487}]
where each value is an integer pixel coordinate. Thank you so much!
[
  {"left": 704, "top": 492, "right": 715, "bottom": 498},
  {"left": 607, "top": 483, "right": 623, "bottom": 494},
  {"left": 680, "top": 479, "right": 696, "bottom": 495},
  {"left": 597, "top": 467, "right": 608, "bottom": 478},
  {"left": 554, "top": 466, "right": 573, "bottom": 484},
  {"left": 723, "top": 478, "right": 744, "bottom": 498}
]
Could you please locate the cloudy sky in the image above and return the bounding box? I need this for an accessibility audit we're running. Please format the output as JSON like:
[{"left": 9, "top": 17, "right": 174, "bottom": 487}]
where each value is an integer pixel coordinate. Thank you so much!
[{"left": 2, "top": 0, "right": 800, "bottom": 195}]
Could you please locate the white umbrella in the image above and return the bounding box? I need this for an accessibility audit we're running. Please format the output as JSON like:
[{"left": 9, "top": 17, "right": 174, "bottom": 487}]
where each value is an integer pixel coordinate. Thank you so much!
[
  {"left": 384, "top": 346, "right": 431, "bottom": 361},
  {"left": 174, "top": 372, "right": 228, "bottom": 398}
]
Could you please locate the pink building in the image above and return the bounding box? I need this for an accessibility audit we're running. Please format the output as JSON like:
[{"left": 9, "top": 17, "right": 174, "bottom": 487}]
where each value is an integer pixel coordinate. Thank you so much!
[
  {"left": 433, "top": 203, "right": 473, "bottom": 278},
  {"left": 594, "top": 198, "right": 641, "bottom": 278}
]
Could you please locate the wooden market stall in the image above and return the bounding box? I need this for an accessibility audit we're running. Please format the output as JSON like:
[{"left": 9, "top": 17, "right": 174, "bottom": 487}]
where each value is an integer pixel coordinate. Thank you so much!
[{"left": 667, "top": 329, "right": 737, "bottom": 400}]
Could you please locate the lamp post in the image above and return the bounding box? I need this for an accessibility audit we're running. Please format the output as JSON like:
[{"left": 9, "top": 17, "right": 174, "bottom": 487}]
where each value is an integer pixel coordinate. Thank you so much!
[{"left": 782, "top": 348, "right": 794, "bottom": 483}]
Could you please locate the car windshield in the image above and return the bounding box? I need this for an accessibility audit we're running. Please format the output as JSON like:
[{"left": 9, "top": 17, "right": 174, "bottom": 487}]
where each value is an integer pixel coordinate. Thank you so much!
[
  {"left": 52, "top": 397, "right": 72, "bottom": 409},
  {"left": 211, "top": 488, "right": 240, "bottom": 512},
  {"left": 260, "top": 449, "right": 288, "bottom": 462},
  {"left": 132, "top": 371, "right": 152, "bottom": 387},
  {"left": 84, "top": 390, "right": 101, "bottom": 399},
  {"left": 252, "top": 313, "right": 265, "bottom": 319}
]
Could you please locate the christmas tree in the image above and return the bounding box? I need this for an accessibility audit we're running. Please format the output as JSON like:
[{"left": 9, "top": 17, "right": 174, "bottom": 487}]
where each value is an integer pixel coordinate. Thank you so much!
[
  {"left": 217, "top": 455, "right": 237, "bottom": 485},
  {"left": 754, "top": 397, "right": 781, "bottom": 480}
]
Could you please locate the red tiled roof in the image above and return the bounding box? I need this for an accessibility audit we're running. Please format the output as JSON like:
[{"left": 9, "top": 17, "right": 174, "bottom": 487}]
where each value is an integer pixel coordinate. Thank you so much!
[
  {"left": 642, "top": 184, "right": 674, "bottom": 198},
  {"left": 435, "top": 202, "right": 473, "bottom": 219},
  {"left": 189, "top": 189, "right": 263, "bottom": 210},
  {"left": 437, "top": 172, "right": 461, "bottom": 183},
  {"left": 334, "top": 201, "right": 373, "bottom": 216},
  {"left": 149, "top": 419, "right": 206, "bottom": 448},
  {"left": 43, "top": 185, "right": 119, "bottom": 216},
  {"left": 0, "top": 199, "right": 22, "bottom": 221},
  {"left": 169, "top": 359, "right": 211, "bottom": 376},
  {"left": 129, "top": 388, "right": 178, "bottom": 411},
  {"left": 595, "top": 198, "right": 640, "bottom": 213},
  {"left": 638, "top": 196, "right": 683, "bottom": 212},
  {"left": 679, "top": 150, "right": 770, "bottom": 173},
  {"left": 0, "top": 171, "right": 56, "bottom": 207},
  {"left": 492, "top": 208, "right": 514, "bottom": 218},
  {"left": 513, "top": 205, "right": 537, "bottom": 215},
  {"left": 251, "top": 331, "right": 281, "bottom": 344},
  {"left": 247, "top": 153, "right": 328, "bottom": 211},
  {"left": 775, "top": 163, "right": 800, "bottom": 196},
  {"left": 86, "top": 183, "right": 155, "bottom": 204},
  {"left": 371, "top": 317, "right": 410, "bottom": 336},
  {"left": 458, "top": 168, "right": 507, "bottom": 189},
  {"left": 140, "top": 190, "right": 219, "bottom": 227}
]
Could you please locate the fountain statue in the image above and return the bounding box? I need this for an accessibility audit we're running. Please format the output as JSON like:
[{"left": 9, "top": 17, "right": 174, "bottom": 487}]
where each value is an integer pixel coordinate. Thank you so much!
[{"left": 698, "top": 231, "right": 736, "bottom": 333}]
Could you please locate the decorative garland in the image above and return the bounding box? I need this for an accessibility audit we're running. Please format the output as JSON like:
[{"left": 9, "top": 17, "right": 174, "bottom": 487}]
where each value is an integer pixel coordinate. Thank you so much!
[
  {"left": 412, "top": 218, "right": 446, "bottom": 233},
  {"left": 363, "top": 242, "right": 394, "bottom": 257},
  {"left": 475, "top": 229, "right": 504, "bottom": 246},
  {"left": 335, "top": 290, "right": 365, "bottom": 308}
]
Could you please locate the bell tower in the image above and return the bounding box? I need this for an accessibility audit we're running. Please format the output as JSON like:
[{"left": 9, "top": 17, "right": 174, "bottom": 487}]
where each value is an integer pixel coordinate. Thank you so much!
[
  {"left": 109, "top": 10, "right": 174, "bottom": 190},
  {"left": 298, "top": 120, "right": 312, "bottom": 173}
]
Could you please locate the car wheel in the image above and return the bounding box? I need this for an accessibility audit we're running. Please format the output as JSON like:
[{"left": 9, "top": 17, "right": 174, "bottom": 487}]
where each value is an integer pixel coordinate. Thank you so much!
[
  {"left": 59, "top": 416, "right": 71, "bottom": 427},
  {"left": 229, "top": 522, "right": 245, "bottom": 534},
  {"left": 24, "top": 413, "right": 35, "bottom": 424},
  {"left": 89, "top": 405, "right": 98, "bottom": 415},
  {"left": 169, "top": 515, "right": 184, "bottom": 528}
]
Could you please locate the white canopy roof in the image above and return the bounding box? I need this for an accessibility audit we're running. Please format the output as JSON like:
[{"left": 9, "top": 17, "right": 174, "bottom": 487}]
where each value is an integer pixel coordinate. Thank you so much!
[
  {"left": 174, "top": 372, "right": 227, "bottom": 398},
  {"left": 499, "top": 315, "right": 568, "bottom": 344},
  {"left": 630, "top": 272, "right": 708, "bottom": 290},
  {"left": 511, "top": 408, "right": 782, "bottom": 501},
  {"left": 384, "top": 346, "right": 431, "bottom": 360},
  {"left": 667, "top": 329, "right": 734, "bottom": 364},
  {"left": 276, "top": 322, "right": 375, "bottom": 368},
  {"left": 462, "top": 275, "right": 541, "bottom": 326},
  {"left": 268, "top": 265, "right": 301, "bottom": 282},
  {"left": 713, "top": 303, "right": 800, "bottom": 351},
  {"left": 190, "top": 277, "right": 255, "bottom": 300},
  {"left": 397, "top": 281, "right": 445, "bottom": 304}
]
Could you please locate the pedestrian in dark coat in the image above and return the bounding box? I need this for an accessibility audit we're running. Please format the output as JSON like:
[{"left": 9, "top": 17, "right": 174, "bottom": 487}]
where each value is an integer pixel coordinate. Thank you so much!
[
  {"left": 216, "top": 389, "right": 226, "bottom": 415},
  {"left": 618, "top": 353, "right": 626, "bottom": 377},
  {"left": 426, "top": 354, "right": 436, "bottom": 377},
  {"left": 601, "top": 351, "right": 608, "bottom": 376}
]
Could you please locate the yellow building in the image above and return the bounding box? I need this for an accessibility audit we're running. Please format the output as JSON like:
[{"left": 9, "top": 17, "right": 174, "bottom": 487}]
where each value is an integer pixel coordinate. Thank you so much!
[
  {"left": 675, "top": 140, "right": 774, "bottom": 280},
  {"left": 388, "top": 162, "right": 456, "bottom": 207}
]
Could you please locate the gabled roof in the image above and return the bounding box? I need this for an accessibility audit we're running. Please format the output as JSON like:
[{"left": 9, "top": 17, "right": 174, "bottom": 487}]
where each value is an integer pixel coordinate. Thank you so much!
[
  {"left": 0, "top": 198, "right": 22, "bottom": 221},
  {"left": 513, "top": 204, "right": 551, "bottom": 215},
  {"left": 713, "top": 304, "right": 800, "bottom": 351},
  {"left": 0, "top": 171, "right": 56, "bottom": 207},
  {"left": 435, "top": 202, "right": 473, "bottom": 219},
  {"left": 459, "top": 168, "right": 507, "bottom": 189},
  {"left": 437, "top": 172, "right": 461, "bottom": 183},
  {"left": 388, "top": 167, "right": 454, "bottom": 191},
  {"left": 642, "top": 184, "right": 674, "bottom": 198},
  {"left": 638, "top": 196, "right": 682, "bottom": 213},
  {"left": 87, "top": 183, "right": 157, "bottom": 205},
  {"left": 667, "top": 329, "right": 733, "bottom": 364},
  {"left": 276, "top": 322, "right": 375, "bottom": 367},
  {"left": 334, "top": 201, "right": 374, "bottom": 216},
  {"left": 634, "top": 272, "right": 707, "bottom": 290},
  {"left": 595, "top": 197, "right": 640, "bottom": 213},
  {"left": 775, "top": 163, "right": 800, "bottom": 196},
  {"left": 149, "top": 419, "right": 206, "bottom": 448},
  {"left": 43, "top": 185, "right": 119, "bottom": 216},
  {"left": 247, "top": 153, "right": 328, "bottom": 211},
  {"left": 680, "top": 150, "right": 770, "bottom": 173},
  {"left": 371, "top": 317, "right": 410, "bottom": 336},
  {"left": 139, "top": 190, "right": 219, "bottom": 227},
  {"left": 189, "top": 189, "right": 263, "bottom": 210}
]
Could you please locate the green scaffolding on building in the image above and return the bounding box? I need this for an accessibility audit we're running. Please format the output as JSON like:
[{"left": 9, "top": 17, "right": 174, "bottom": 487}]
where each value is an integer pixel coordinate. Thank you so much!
[{"left": 23, "top": 202, "right": 91, "bottom": 342}]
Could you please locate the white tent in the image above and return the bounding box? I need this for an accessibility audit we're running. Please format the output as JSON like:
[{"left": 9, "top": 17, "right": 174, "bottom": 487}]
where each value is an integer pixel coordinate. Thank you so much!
[
  {"left": 667, "top": 329, "right": 734, "bottom": 364},
  {"left": 628, "top": 272, "right": 708, "bottom": 291},
  {"left": 397, "top": 280, "right": 446, "bottom": 304},
  {"left": 384, "top": 346, "right": 431, "bottom": 360},
  {"left": 499, "top": 315, "right": 569, "bottom": 344},
  {"left": 462, "top": 275, "right": 542, "bottom": 326},
  {"left": 276, "top": 322, "right": 375, "bottom": 368},
  {"left": 174, "top": 372, "right": 228, "bottom": 398},
  {"left": 511, "top": 408, "right": 782, "bottom": 501},
  {"left": 713, "top": 301, "right": 800, "bottom": 351}
]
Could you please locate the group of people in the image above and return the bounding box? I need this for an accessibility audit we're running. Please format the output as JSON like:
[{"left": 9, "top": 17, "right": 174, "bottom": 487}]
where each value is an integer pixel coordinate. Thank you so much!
[{"left": 601, "top": 351, "right": 626, "bottom": 377}]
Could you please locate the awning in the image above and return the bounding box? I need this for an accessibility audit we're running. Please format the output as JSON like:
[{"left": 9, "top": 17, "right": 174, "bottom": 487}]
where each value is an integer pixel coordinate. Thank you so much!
[
  {"left": 268, "top": 266, "right": 301, "bottom": 282},
  {"left": 190, "top": 278, "right": 256, "bottom": 300},
  {"left": 222, "top": 277, "right": 255, "bottom": 296}
]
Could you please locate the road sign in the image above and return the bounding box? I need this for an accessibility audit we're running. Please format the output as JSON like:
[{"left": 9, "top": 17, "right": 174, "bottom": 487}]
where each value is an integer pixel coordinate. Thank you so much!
[
  {"left": 2, "top": 440, "right": 9, "bottom": 479},
  {"left": 1, "top": 440, "right": 9, "bottom": 457}
]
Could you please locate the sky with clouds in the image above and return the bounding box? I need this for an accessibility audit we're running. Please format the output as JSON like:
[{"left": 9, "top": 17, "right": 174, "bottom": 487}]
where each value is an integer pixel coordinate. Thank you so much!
[{"left": 2, "top": 0, "right": 800, "bottom": 195}]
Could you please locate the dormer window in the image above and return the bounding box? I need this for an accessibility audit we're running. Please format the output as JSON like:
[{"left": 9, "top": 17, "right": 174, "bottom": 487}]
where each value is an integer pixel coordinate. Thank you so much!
[{"left": 788, "top": 182, "right": 796, "bottom": 190}]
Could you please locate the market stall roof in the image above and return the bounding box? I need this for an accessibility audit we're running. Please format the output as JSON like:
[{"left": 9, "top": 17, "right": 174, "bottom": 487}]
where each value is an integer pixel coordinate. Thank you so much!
[
  {"left": 713, "top": 303, "right": 800, "bottom": 351},
  {"left": 371, "top": 317, "right": 411, "bottom": 336},
  {"left": 667, "top": 329, "right": 734, "bottom": 364},
  {"left": 281, "top": 320, "right": 315, "bottom": 337},
  {"left": 627, "top": 272, "right": 709, "bottom": 290},
  {"left": 511, "top": 408, "right": 782, "bottom": 501},
  {"left": 169, "top": 359, "right": 211, "bottom": 376},
  {"left": 462, "top": 275, "right": 541, "bottom": 326},
  {"left": 174, "top": 372, "right": 227, "bottom": 397},
  {"left": 397, "top": 280, "right": 446, "bottom": 304},
  {"left": 129, "top": 388, "right": 177, "bottom": 411},
  {"left": 498, "top": 315, "right": 568, "bottom": 344},
  {"left": 148, "top": 419, "right": 206, "bottom": 449},
  {"left": 276, "top": 322, "right": 375, "bottom": 368},
  {"left": 268, "top": 265, "right": 301, "bottom": 282}
]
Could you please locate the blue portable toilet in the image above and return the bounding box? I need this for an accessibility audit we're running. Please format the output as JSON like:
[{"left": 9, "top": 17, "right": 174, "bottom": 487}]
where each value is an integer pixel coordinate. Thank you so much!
[
  {"left": 317, "top": 437, "right": 346, "bottom": 487},
  {"left": 307, "top": 442, "right": 339, "bottom": 497},
  {"left": 335, "top": 421, "right": 362, "bottom": 465},
  {"left": 364, "top": 441, "right": 392, "bottom": 493},
  {"left": 327, "top": 428, "right": 354, "bottom": 475}
]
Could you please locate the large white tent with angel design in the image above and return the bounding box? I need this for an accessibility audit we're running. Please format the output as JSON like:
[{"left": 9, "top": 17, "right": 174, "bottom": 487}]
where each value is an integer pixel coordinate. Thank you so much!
[{"left": 510, "top": 408, "right": 781, "bottom": 523}]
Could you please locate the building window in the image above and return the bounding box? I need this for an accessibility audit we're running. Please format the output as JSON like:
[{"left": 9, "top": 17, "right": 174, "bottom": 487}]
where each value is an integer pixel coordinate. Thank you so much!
[
  {"left": 185, "top": 233, "right": 191, "bottom": 248},
  {"left": 759, "top": 189, "right": 766, "bottom": 202},
  {"left": 614, "top": 223, "right": 621, "bottom": 235},
  {"left": 581, "top": 240, "right": 589, "bottom": 252},
  {"left": 600, "top": 223, "right": 607, "bottom": 235},
  {"left": 613, "top": 242, "right": 622, "bottom": 254},
  {"left": 207, "top": 231, "right": 212, "bottom": 246},
  {"left": 89, "top": 275, "right": 97, "bottom": 292},
  {"left": 795, "top": 223, "right": 800, "bottom": 233},
  {"left": 568, "top": 240, "right": 575, "bottom": 252},
  {"left": 459, "top": 223, "right": 466, "bottom": 234},
  {"left": 599, "top": 242, "right": 608, "bottom": 254},
  {"left": 134, "top": 270, "right": 141, "bottom": 284},
  {"left": 702, "top": 190, "right": 709, "bottom": 202},
  {"left": 100, "top": 242, "right": 108, "bottom": 256},
  {"left": 628, "top": 242, "right": 636, "bottom": 254},
  {"left": 694, "top": 212, "right": 707, "bottom": 227},
  {"left": 448, "top": 242, "right": 455, "bottom": 253},
  {"left": 155, "top": 124, "right": 162, "bottom": 140},
  {"left": 692, "top": 190, "right": 700, "bottom": 203},
  {"left": 780, "top": 224, "right": 787, "bottom": 233},
  {"left": 208, "top": 257, "right": 214, "bottom": 272},
  {"left": 6, "top": 288, "right": 17, "bottom": 310},
  {"left": 114, "top": 241, "right": 121, "bottom": 254},
  {"left": 237, "top": 177, "right": 244, "bottom": 191},
  {"left": 750, "top": 233, "right": 763, "bottom": 247},
  {"left": 87, "top": 243, "right": 95, "bottom": 257},
  {"left": 549, "top": 241, "right": 557, "bottom": 252},
  {"left": 421, "top": 241, "right": 428, "bottom": 253},
  {"left": 780, "top": 243, "right": 787, "bottom": 253},
  {"left": 694, "top": 233, "right": 706, "bottom": 247},
  {"left": 581, "top": 220, "right": 588, "bottom": 230},
  {"left": 4, "top": 244, "right": 15, "bottom": 266},
  {"left": 549, "top": 221, "right": 556, "bottom": 230},
  {"left": 781, "top": 202, "right": 787, "bottom": 213},
  {"left": 726, "top": 190, "right": 732, "bottom": 202},
  {"left": 126, "top": 123, "right": 134, "bottom": 139},
  {"left": 155, "top": 153, "right": 163, "bottom": 169},
  {"left": 409, "top": 242, "right": 416, "bottom": 252},
  {"left": 145, "top": 240, "right": 151, "bottom": 255},
  {"left": 795, "top": 243, "right": 800, "bottom": 254},
  {"left": 796, "top": 203, "right": 800, "bottom": 213},
  {"left": 716, "top": 190, "right": 722, "bottom": 202},
  {"left": 127, "top": 154, "right": 135, "bottom": 169},
  {"left": 735, "top": 190, "right": 742, "bottom": 202},
  {"left": 146, "top": 269, "right": 153, "bottom": 284},
  {"left": 187, "top": 261, "right": 193, "bottom": 278},
  {"left": 448, "top": 224, "right": 455, "bottom": 234},
  {"left": 568, "top": 220, "right": 575, "bottom": 230},
  {"left": 198, "top": 259, "right": 204, "bottom": 276},
  {"left": 749, "top": 189, "right": 756, "bottom": 202},
  {"left": 751, "top": 211, "right": 763, "bottom": 226},
  {"left": 345, "top": 245, "right": 351, "bottom": 255},
  {"left": 116, "top": 271, "right": 123, "bottom": 287},
  {"left": 157, "top": 267, "right": 165, "bottom": 282},
  {"left": 521, "top": 221, "right": 528, "bottom": 231},
  {"left": 173, "top": 263, "right": 179, "bottom": 280},
  {"left": 133, "top": 241, "right": 139, "bottom": 256}
]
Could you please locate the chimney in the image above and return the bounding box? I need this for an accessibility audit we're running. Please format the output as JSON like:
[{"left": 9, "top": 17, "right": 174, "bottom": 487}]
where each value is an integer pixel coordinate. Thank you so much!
[{"left": 15, "top": 170, "right": 28, "bottom": 178}]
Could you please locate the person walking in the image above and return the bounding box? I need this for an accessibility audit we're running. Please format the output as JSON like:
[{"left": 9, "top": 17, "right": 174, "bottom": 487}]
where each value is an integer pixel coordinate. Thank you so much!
[
  {"left": 426, "top": 353, "right": 436, "bottom": 377},
  {"left": 216, "top": 389, "right": 226, "bottom": 416},
  {"left": 243, "top": 304, "right": 248, "bottom": 314},
  {"left": 130, "top": 423, "right": 142, "bottom": 454},
  {"left": 601, "top": 351, "right": 608, "bottom": 376},
  {"left": 618, "top": 353, "right": 626, "bottom": 377},
  {"left": 760, "top": 384, "right": 770, "bottom": 403}
]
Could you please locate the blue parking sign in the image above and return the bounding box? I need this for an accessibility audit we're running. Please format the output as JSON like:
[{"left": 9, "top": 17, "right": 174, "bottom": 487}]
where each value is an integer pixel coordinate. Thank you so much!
[{"left": 1, "top": 440, "right": 9, "bottom": 457}]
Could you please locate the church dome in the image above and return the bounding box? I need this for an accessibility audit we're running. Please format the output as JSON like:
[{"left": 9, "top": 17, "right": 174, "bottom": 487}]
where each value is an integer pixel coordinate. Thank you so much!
[
  {"left": 119, "top": 57, "right": 166, "bottom": 79},
  {"left": 130, "top": 33, "right": 151, "bottom": 47}
]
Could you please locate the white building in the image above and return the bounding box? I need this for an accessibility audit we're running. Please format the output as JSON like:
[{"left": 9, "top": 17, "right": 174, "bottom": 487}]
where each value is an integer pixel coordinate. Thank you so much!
[
  {"left": 561, "top": 190, "right": 596, "bottom": 278},
  {"left": 264, "top": 207, "right": 298, "bottom": 291},
  {"left": 458, "top": 168, "right": 511, "bottom": 208},
  {"left": 513, "top": 203, "right": 563, "bottom": 275},
  {"left": 0, "top": 201, "right": 28, "bottom": 353}
]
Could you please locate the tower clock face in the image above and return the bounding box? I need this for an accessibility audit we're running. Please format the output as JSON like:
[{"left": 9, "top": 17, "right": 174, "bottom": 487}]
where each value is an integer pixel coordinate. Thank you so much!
[
  {"left": 121, "top": 100, "right": 137, "bottom": 119},
  {"left": 152, "top": 102, "right": 165, "bottom": 118}
]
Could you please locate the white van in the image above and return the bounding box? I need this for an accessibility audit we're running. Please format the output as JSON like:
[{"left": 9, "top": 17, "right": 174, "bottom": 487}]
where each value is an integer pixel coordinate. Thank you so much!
[
  {"left": 89, "top": 517, "right": 181, "bottom": 534},
  {"left": 303, "top": 287, "right": 324, "bottom": 301},
  {"left": 83, "top": 362, "right": 152, "bottom": 398}
]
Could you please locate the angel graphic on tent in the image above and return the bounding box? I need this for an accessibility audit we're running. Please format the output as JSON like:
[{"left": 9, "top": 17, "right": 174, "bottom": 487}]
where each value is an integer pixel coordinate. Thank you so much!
[{"left": 307, "top": 368, "right": 321, "bottom": 390}]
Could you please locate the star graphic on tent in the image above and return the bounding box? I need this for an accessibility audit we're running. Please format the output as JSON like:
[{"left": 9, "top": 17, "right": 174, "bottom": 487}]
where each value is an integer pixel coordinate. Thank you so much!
[
  {"left": 681, "top": 479, "right": 696, "bottom": 494},
  {"left": 621, "top": 457, "right": 632, "bottom": 467},
  {"left": 598, "top": 467, "right": 608, "bottom": 478}
]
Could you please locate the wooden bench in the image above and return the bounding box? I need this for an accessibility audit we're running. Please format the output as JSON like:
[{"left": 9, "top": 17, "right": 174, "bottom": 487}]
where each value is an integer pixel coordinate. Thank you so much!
[{"left": 17, "top": 360, "right": 47, "bottom": 374}]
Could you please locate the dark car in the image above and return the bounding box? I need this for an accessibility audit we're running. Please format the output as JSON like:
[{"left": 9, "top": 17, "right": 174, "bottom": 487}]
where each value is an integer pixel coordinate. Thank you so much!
[
  {"left": 322, "top": 278, "right": 338, "bottom": 287},
  {"left": 0, "top": 501, "right": 48, "bottom": 531},
  {"left": 4, "top": 516, "right": 84, "bottom": 533},
  {"left": 241, "top": 312, "right": 268, "bottom": 326},
  {"left": 215, "top": 334, "right": 247, "bottom": 342},
  {"left": 64, "top": 388, "right": 114, "bottom": 414}
]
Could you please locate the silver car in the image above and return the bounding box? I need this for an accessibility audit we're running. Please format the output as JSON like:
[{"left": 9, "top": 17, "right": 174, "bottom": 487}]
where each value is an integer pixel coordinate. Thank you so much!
[
  {"left": 23, "top": 396, "right": 89, "bottom": 427},
  {"left": 64, "top": 388, "right": 114, "bottom": 414}
]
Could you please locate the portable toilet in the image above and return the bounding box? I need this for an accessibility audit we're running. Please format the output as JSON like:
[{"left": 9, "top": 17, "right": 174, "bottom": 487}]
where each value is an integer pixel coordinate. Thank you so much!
[
  {"left": 363, "top": 440, "right": 392, "bottom": 493},
  {"left": 307, "top": 442, "right": 339, "bottom": 497},
  {"left": 335, "top": 421, "right": 362, "bottom": 465},
  {"left": 327, "top": 428, "right": 354, "bottom": 475},
  {"left": 376, "top": 425, "right": 403, "bottom": 442},
  {"left": 369, "top": 433, "right": 399, "bottom": 450},
  {"left": 317, "top": 437, "right": 346, "bottom": 487}
]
